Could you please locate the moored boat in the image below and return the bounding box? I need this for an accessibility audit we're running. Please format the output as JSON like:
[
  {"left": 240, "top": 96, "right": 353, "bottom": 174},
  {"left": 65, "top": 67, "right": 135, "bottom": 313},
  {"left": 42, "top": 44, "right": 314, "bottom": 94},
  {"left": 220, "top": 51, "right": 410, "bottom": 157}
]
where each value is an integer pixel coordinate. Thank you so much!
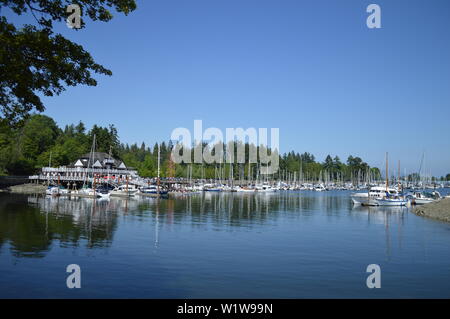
[
  {"left": 138, "top": 185, "right": 169, "bottom": 197},
  {"left": 375, "top": 196, "right": 408, "bottom": 206},
  {"left": 408, "top": 190, "right": 442, "bottom": 205},
  {"left": 203, "top": 184, "right": 222, "bottom": 192},
  {"left": 235, "top": 186, "right": 256, "bottom": 192},
  {"left": 255, "top": 183, "right": 277, "bottom": 192},
  {"left": 110, "top": 184, "right": 138, "bottom": 197},
  {"left": 314, "top": 184, "right": 327, "bottom": 192},
  {"left": 351, "top": 186, "right": 400, "bottom": 205},
  {"left": 46, "top": 185, "right": 69, "bottom": 196}
]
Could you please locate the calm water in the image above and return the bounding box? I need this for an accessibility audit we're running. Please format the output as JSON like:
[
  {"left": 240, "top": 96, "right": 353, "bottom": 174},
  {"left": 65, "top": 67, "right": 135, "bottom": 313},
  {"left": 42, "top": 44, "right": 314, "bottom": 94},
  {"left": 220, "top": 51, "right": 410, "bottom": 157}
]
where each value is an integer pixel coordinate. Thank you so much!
[{"left": 1, "top": 190, "right": 450, "bottom": 298}]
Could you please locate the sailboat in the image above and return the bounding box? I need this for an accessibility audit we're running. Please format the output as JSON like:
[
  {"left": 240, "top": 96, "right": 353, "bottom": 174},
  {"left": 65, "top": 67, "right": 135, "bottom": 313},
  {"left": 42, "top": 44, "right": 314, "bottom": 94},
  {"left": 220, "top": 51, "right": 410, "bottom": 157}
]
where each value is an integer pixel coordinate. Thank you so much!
[
  {"left": 374, "top": 153, "right": 408, "bottom": 206},
  {"left": 77, "top": 134, "right": 110, "bottom": 199},
  {"left": 137, "top": 145, "right": 168, "bottom": 197}
]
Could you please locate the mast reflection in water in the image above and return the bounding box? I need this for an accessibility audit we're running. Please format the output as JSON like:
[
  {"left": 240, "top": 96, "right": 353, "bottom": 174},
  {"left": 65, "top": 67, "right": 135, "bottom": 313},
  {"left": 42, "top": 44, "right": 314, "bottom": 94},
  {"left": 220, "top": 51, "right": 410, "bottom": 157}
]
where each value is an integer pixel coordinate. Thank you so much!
[{"left": 0, "top": 190, "right": 449, "bottom": 298}]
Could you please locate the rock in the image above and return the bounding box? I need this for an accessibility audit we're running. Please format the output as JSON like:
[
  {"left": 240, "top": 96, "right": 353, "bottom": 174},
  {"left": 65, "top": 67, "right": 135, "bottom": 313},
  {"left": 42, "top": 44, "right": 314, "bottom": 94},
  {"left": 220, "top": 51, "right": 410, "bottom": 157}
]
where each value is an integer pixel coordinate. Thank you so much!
[
  {"left": 5, "top": 183, "right": 46, "bottom": 194},
  {"left": 412, "top": 198, "right": 450, "bottom": 223}
]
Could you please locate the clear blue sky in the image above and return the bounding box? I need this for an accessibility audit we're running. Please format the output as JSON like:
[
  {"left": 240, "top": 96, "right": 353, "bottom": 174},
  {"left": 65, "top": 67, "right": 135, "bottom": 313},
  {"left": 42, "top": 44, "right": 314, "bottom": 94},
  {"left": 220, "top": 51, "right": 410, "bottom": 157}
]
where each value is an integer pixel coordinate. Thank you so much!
[{"left": 4, "top": 0, "right": 450, "bottom": 176}]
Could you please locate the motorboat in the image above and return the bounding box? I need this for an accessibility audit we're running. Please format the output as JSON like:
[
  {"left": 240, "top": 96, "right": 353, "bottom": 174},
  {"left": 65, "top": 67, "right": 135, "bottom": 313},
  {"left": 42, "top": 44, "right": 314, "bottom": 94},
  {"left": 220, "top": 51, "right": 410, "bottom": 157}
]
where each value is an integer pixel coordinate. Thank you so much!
[
  {"left": 203, "top": 184, "right": 222, "bottom": 192},
  {"left": 94, "top": 185, "right": 111, "bottom": 199},
  {"left": 76, "top": 186, "right": 110, "bottom": 199},
  {"left": 351, "top": 186, "right": 400, "bottom": 206},
  {"left": 408, "top": 190, "right": 442, "bottom": 205},
  {"left": 138, "top": 185, "right": 169, "bottom": 196},
  {"left": 110, "top": 184, "right": 139, "bottom": 197},
  {"left": 314, "top": 184, "right": 327, "bottom": 192},
  {"left": 235, "top": 186, "right": 256, "bottom": 192},
  {"left": 46, "top": 185, "right": 69, "bottom": 196},
  {"left": 255, "top": 183, "right": 277, "bottom": 192}
]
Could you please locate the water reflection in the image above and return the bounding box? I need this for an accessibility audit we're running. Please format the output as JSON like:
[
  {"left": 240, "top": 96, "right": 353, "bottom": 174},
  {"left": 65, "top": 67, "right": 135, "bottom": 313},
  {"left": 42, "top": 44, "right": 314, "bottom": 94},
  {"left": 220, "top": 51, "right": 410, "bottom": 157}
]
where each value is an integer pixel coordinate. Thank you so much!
[
  {"left": 0, "top": 194, "right": 118, "bottom": 257},
  {"left": 1, "top": 190, "right": 449, "bottom": 298},
  {"left": 0, "top": 191, "right": 412, "bottom": 259},
  {"left": 351, "top": 204, "right": 408, "bottom": 260}
]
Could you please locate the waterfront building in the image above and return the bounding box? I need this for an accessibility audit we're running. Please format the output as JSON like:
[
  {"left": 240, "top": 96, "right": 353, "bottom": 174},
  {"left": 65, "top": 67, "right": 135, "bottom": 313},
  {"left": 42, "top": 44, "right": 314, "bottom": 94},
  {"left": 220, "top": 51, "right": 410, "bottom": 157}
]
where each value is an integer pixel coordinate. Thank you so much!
[{"left": 29, "top": 152, "right": 138, "bottom": 184}]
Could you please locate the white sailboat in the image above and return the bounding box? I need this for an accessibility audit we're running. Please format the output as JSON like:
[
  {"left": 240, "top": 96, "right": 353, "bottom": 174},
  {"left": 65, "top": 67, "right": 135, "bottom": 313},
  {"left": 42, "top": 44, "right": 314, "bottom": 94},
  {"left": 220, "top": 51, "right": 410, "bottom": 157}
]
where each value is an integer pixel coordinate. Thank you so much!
[
  {"left": 352, "top": 154, "right": 407, "bottom": 206},
  {"left": 76, "top": 134, "right": 110, "bottom": 199},
  {"left": 137, "top": 145, "right": 168, "bottom": 197},
  {"left": 374, "top": 153, "right": 407, "bottom": 206}
]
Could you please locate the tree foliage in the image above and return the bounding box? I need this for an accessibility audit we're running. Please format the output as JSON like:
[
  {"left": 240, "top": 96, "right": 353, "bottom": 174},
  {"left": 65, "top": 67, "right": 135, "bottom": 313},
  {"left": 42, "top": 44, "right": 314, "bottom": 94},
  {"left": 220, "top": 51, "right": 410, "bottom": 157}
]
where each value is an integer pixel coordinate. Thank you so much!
[
  {"left": 0, "top": 114, "right": 119, "bottom": 174},
  {"left": 0, "top": 114, "right": 382, "bottom": 182},
  {"left": 0, "top": 0, "right": 137, "bottom": 124}
]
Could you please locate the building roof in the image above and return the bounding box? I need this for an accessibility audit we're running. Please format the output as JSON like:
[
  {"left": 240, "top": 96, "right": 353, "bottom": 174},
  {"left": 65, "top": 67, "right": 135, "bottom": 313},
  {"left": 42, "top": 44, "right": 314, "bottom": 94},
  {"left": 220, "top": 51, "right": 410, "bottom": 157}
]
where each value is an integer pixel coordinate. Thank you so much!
[
  {"left": 71, "top": 152, "right": 127, "bottom": 170},
  {"left": 79, "top": 152, "right": 114, "bottom": 162}
]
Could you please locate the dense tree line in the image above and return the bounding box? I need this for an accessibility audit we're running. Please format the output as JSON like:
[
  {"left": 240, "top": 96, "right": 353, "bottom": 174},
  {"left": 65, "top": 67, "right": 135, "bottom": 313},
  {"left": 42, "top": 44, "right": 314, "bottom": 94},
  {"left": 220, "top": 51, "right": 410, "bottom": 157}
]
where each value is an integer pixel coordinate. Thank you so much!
[
  {"left": 0, "top": 114, "right": 391, "bottom": 183},
  {"left": 0, "top": 114, "right": 120, "bottom": 175}
]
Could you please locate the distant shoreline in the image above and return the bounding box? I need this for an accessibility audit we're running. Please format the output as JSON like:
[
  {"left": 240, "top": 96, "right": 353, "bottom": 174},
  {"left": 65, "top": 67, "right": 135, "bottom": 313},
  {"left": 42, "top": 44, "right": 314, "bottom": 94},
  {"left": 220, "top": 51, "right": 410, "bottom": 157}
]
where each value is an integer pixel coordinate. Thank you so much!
[{"left": 0, "top": 183, "right": 46, "bottom": 194}]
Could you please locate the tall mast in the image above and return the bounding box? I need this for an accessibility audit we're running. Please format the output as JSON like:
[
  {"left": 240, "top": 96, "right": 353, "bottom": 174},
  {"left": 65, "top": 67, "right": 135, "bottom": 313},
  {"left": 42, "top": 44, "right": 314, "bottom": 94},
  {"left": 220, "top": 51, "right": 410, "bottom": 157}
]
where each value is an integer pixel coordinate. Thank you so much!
[
  {"left": 385, "top": 152, "right": 389, "bottom": 191},
  {"left": 83, "top": 134, "right": 96, "bottom": 188},
  {"left": 157, "top": 143, "right": 160, "bottom": 196}
]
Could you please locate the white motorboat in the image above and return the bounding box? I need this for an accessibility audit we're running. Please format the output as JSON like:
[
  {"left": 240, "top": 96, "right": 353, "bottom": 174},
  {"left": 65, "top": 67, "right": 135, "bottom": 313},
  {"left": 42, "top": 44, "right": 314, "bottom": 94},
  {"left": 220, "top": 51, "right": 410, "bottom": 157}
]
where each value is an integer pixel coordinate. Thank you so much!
[
  {"left": 255, "top": 183, "right": 277, "bottom": 192},
  {"left": 409, "top": 191, "right": 441, "bottom": 205},
  {"left": 110, "top": 184, "right": 138, "bottom": 197},
  {"left": 235, "top": 186, "right": 256, "bottom": 192},
  {"left": 351, "top": 186, "right": 401, "bottom": 205},
  {"left": 76, "top": 187, "right": 110, "bottom": 199},
  {"left": 46, "top": 186, "right": 69, "bottom": 196},
  {"left": 314, "top": 184, "right": 327, "bottom": 192}
]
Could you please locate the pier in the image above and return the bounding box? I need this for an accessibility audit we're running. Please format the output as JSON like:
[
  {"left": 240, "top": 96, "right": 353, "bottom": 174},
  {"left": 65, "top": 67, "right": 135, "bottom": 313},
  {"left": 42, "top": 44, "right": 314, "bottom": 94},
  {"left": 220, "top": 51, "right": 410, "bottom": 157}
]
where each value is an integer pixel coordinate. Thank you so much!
[{"left": 29, "top": 167, "right": 139, "bottom": 185}]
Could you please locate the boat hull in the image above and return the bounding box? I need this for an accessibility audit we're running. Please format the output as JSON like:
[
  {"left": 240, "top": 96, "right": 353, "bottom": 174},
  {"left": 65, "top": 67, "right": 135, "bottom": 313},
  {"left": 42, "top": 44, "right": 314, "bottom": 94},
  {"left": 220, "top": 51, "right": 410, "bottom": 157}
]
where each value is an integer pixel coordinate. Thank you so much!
[
  {"left": 110, "top": 190, "right": 137, "bottom": 197},
  {"left": 351, "top": 195, "right": 370, "bottom": 205},
  {"left": 374, "top": 198, "right": 408, "bottom": 206},
  {"left": 413, "top": 198, "right": 435, "bottom": 205}
]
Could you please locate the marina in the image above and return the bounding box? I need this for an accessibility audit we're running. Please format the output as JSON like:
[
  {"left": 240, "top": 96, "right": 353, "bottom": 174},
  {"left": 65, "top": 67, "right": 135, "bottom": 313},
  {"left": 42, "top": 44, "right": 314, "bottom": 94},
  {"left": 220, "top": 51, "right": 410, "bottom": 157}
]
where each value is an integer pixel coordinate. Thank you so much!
[{"left": 1, "top": 0, "right": 450, "bottom": 303}]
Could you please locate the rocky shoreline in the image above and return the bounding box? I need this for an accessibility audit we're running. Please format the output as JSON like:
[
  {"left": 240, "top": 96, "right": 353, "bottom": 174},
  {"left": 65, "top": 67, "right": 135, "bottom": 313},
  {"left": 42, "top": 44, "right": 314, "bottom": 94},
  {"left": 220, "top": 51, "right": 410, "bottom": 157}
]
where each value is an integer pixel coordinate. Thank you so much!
[
  {"left": 412, "top": 198, "right": 450, "bottom": 223},
  {"left": 0, "top": 183, "right": 46, "bottom": 194}
]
